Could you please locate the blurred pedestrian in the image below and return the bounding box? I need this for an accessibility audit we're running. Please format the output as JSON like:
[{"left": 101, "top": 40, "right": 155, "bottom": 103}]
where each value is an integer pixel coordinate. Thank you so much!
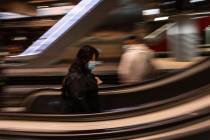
[
  {"left": 118, "top": 35, "right": 155, "bottom": 84},
  {"left": 167, "top": 14, "right": 200, "bottom": 61},
  {"left": 62, "top": 45, "right": 102, "bottom": 113}
]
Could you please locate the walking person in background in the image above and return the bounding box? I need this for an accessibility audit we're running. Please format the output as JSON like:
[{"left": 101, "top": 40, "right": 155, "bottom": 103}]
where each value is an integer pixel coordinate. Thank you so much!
[
  {"left": 167, "top": 14, "right": 200, "bottom": 61},
  {"left": 62, "top": 45, "right": 102, "bottom": 113},
  {"left": 118, "top": 35, "right": 155, "bottom": 84}
]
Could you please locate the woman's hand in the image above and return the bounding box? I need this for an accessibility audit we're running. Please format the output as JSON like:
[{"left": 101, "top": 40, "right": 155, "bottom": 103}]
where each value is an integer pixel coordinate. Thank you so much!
[{"left": 95, "top": 76, "right": 103, "bottom": 85}]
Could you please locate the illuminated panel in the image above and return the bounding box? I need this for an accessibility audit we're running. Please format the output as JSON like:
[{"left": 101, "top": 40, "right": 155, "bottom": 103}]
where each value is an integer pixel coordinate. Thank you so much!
[
  {"left": 17, "top": 0, "right": 102, "bottom": 56},
  {"left": 142, "top": 9, "right": 160, "bottom": 16}
]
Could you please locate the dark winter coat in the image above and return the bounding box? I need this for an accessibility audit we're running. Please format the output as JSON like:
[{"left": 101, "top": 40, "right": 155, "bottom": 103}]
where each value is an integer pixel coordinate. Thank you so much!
[{"left": 62, "top": 62, "right": 100, "bottom": 113}]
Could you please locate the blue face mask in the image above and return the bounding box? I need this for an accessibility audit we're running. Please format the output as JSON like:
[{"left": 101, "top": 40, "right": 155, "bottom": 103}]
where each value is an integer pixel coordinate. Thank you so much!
[{"left": 88, "top": 62, "right": 96, "bottom": 71}]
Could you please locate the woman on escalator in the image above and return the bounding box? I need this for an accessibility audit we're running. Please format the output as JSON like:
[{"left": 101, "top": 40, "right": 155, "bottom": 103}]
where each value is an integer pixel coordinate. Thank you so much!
[{"left": 62, "top": 45, "right": 102, "bottom": 113}]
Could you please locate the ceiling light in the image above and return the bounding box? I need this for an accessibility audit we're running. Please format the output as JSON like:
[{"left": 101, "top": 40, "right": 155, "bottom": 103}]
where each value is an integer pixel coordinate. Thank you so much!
[
  {"left": 37, "top": 6, "right": 49, "bottom": 9},
  {"left": 190, "top": 0, "right": 205, "bottom": 3},
  {"left": 154, "top": 16, "right": 169, "bottom": 21},
  {"left": 12, "top": 37, "right": 28, "bottom": 41},
  {"left": 142, "top": 9, "right": 160, "bottom": 16}
]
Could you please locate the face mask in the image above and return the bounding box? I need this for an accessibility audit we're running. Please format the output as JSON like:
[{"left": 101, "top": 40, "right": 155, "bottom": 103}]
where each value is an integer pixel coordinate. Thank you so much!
[
  {"left": 123, "top": 45, "right": 129, "bottom": 50},
  {"left": 88, "top": 61, "right": 96, "bottom": 71}
]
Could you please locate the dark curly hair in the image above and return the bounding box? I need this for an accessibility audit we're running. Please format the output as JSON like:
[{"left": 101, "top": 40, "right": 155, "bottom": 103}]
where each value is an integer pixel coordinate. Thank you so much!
[
  {"left": 69, "top": 45, "right": 99, "bottom": 74},
  {"left": 124, "top": 35, "right": 145, "bottom": 44},
  {"left": 76, "top": 45, "right": 99, "bottom": 64}
]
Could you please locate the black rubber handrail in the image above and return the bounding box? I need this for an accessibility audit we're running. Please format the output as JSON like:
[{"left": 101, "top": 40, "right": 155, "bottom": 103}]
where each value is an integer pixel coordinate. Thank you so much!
[
  {"left": 0, "top": 83, "right": 209, "bottom": 122},
  {"left": 5, "top": 56, "right": 207, "bottom": 91},
  {"left": 0, "top": 58, "right": 209, "bottom": 121},
  {"left": 101, "top": 57, "right": 209, "bottom": 91},
  {"left": 0, "top": 101, "right": 209, "bottom": 140}
]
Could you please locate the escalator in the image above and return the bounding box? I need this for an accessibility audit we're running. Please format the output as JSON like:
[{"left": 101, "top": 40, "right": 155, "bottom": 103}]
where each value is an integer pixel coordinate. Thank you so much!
[
  {"left": 0, "top": 57, "right": 209, "bottom": 115},
  {"left": 0, "top": 1, "right": 210, "bottom": 139},
  {"left": 0, "top": 41, "right": 209, "bottom": 140},
  {"left": 0, "top": 56, "right": 210, "bottom": 139},
  {"left": 0, "top": 82, "right": 209, "bottom": 140}
]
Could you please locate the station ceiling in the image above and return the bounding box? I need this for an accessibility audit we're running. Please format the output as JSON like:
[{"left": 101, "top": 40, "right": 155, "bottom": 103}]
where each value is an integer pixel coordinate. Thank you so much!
[
  {"left": 0, "top": 0, "right": 210, "bottom": 19},
  {"left": 0, "top": 0, "right": 79, "bottom": 16}
]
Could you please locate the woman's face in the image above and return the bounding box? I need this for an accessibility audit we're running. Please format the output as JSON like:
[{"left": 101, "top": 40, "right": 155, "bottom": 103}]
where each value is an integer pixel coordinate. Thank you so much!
[{"left": 87, "top": 54, "right": 97, "bottom": 71}]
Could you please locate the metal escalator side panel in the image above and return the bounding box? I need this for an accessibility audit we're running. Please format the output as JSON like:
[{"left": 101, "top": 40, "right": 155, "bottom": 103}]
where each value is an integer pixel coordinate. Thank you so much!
[
  {"left": 144, "top": 23, "right": 176, "bottom": 40},
  {"left": 20, "top": 0, "right": 103, "bottom": 56},
  {"left": 9, "top": 0, "right": 118, "bottom": 67}
]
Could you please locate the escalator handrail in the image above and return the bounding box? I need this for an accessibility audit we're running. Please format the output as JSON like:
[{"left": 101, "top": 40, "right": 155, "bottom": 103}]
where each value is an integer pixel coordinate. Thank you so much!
[
  {"left": 96, "top": 57, "right": 209, "bottom": 91},
  {"left": 1, "top": 83, "right": 209, "bottom": 122},
  {"left": 0, "top": 58, "right": 209, "bottom": 122},
  {"left": 0, "top": 96, "right": 209, "bottom": 140},
  {"left": 100, "top": 57, "right": 210, "bottom": 94}
]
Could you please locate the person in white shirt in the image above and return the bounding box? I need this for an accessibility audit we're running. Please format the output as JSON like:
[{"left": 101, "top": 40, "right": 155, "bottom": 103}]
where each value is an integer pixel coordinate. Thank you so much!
[{"left": 118, "top": 35, "right": 155, "bottom": 84}]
